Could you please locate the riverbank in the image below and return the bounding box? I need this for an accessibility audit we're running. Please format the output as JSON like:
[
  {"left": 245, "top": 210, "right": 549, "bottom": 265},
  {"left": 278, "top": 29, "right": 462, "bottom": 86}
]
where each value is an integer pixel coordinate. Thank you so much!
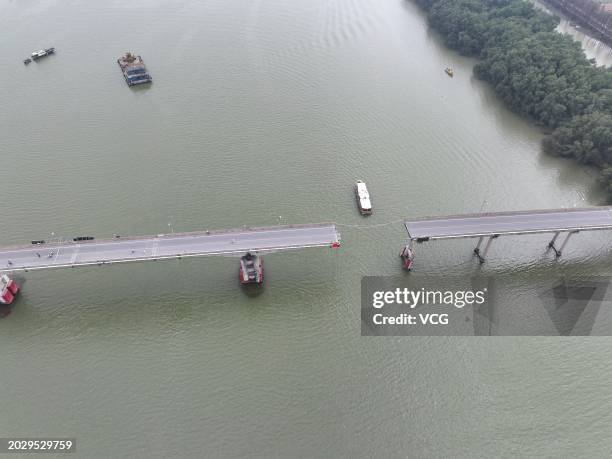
[{"left": 415, "top": 0, "right": 612, "bottom": 202}]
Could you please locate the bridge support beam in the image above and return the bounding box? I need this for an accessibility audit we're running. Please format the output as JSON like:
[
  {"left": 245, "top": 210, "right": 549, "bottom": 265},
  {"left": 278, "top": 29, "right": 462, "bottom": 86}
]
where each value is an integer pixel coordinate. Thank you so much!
[
  {"left": 473, "top": 237, "right": 485, "bottom": 263},
  {"left": 548, "top": 231, "right": 561, "bottom": 257},
  {"left": 474, "top": 235, "right": 498, "bottom": 264},
  {"left": 557, "top": 231, "right": 579, "bottom": 258},
  {"left": 549, "top": 231, "right": 578, "bottom": 258}
]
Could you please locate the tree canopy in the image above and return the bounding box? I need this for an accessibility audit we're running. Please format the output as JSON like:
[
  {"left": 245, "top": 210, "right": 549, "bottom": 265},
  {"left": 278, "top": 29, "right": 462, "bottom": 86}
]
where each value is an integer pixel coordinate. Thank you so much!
[{"left": 416, "top": 0, "right": 612, "bottom": 201}]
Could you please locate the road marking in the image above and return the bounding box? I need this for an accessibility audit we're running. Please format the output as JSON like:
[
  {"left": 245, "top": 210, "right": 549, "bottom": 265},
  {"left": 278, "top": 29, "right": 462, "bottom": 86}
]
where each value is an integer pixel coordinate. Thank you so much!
[{"left": 70, "top": 245, "right": 80, "bottom": 264}]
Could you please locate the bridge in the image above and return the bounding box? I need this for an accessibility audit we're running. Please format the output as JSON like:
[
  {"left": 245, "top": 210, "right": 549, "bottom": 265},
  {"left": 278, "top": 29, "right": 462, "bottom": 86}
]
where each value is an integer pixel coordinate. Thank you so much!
[
  {"left": 405, "top": 207, "right": 612, "bottom": 263},
  {"left": 0, "top": 223, "right": 340, "bottom": 273}
]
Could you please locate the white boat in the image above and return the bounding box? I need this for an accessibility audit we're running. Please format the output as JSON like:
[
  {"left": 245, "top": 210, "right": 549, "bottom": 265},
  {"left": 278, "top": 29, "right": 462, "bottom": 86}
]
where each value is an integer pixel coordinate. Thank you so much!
[{"left": 355, "top": 180, "right": 372, "bottom": 215}]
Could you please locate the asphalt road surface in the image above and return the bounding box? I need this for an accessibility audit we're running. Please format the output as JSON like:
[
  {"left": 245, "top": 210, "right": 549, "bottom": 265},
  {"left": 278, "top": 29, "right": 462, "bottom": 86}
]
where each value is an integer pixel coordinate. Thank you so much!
[
  {"left": 405, "top": 207, "right": 612, "bottom": 240},
  {"left": 0, "top": 224, "right": 340, "bottom": 272}
]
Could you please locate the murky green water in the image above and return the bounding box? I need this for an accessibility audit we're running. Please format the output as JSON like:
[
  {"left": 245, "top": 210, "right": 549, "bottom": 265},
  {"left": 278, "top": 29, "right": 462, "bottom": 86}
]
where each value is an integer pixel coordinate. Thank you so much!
[{"left": 1, "top": 0, "right": 611, "bottom": 457}]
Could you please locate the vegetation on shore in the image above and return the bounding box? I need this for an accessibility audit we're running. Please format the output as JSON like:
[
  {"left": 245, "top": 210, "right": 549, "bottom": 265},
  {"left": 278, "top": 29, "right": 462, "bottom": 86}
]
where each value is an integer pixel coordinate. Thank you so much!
[{"left": 415, "top": 0, "right": 612, "bottom": 200}]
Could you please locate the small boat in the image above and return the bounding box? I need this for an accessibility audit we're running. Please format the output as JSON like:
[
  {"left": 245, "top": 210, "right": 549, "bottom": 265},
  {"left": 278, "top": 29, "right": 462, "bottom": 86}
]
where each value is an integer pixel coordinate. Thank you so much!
[
  {"left": 355, "top": 180, "right": 372, "bottom": 215},
  {"left": 23, "top": 58, "right": 32, "bottom": 65},
  {"left": 31, "top": 47, "right": 55, "bottom": 61},
  {"left": 117, "top": 52, "right": 153, "bottom": 87},
  {"left": 400, "top": 245, "right": 414, "bottom": 271},
  {"left": 0, "top": 274, "right": 19, "bottom": 305},
  {"left": 239, "top": 252, "right": 263, "bottom": 284},
  {"left": 445, "top": 67, "right": 454, "bottom": 77}
]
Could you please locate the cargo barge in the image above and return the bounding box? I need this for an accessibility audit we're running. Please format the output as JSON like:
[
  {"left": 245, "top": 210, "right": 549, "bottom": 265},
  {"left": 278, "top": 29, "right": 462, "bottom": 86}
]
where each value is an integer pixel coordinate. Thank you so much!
[{"left": 117, "top": 52, "right": 152, "bottom": 87}]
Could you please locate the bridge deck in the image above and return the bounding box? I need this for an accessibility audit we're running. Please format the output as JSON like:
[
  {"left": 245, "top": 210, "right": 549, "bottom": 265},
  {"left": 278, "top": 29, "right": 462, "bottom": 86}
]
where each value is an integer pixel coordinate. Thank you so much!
[
  {"left": 405, "top": 207, "right": 612, "bottom": 241},
  {"left": 0, "top": 224, "right": 340, "bottom": 272}
]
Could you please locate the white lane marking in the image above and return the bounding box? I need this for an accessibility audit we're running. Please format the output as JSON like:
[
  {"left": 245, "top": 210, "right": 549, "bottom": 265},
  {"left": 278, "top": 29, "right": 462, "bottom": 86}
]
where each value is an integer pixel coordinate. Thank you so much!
[{"left": 70, "top": 245, "right": 80, "bottom": 264}]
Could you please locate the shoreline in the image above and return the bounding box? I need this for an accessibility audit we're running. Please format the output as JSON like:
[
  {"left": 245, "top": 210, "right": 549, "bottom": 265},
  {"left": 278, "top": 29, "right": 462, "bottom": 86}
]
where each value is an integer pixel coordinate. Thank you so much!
[{"left": 414, "top": 0, "right": 612, "bottom": 203}]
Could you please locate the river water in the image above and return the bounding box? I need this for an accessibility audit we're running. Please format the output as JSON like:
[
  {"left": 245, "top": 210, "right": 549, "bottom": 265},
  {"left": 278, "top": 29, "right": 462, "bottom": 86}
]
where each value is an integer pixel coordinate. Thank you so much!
[{"left": 1, "top": 0, "right": 612, "bottom": 457}]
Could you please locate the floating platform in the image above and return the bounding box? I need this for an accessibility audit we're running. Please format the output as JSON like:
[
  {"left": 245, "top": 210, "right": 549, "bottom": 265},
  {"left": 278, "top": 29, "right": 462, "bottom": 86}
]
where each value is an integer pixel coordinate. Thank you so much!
[{"left": 0, "top": 224, "right": 340, "bottom": 272}]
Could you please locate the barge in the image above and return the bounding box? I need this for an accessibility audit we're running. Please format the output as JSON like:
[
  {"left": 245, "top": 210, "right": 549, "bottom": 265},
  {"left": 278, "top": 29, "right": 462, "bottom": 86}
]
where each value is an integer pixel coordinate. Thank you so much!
[
  {"left": 117, "top": 52, "right": 152, "bottom": 86},
  {"left": 355, "top": 180, "right": 372, "bottom": 215}
]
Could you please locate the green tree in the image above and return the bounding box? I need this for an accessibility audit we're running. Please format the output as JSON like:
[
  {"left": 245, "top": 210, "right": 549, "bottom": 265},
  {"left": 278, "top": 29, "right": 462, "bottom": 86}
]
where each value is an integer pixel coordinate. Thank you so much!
[{"left": 415, "top": 0, "right": 612, "bottom": 201}]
